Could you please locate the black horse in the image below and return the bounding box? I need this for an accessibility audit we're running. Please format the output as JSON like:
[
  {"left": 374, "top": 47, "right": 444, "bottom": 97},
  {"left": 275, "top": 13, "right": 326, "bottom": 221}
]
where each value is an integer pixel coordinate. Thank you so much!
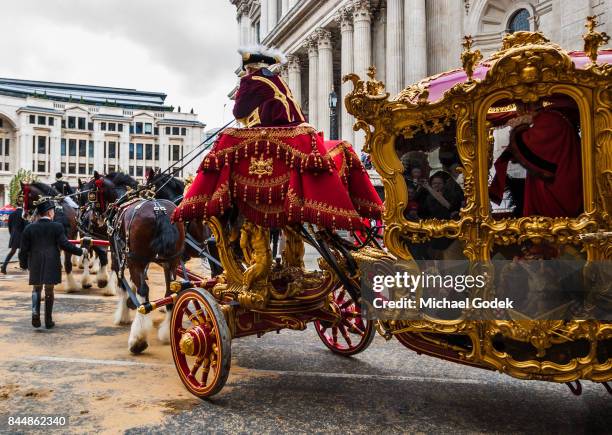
[{"left": 145, "top": 168, "right": 222, "bottom": 277}]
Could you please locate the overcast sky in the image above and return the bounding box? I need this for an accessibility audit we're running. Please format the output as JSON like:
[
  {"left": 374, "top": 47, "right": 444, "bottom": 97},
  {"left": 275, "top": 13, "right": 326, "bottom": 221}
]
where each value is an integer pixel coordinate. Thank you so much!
[{"left": 1, "top": 0, "right": 239, "bottom": 129}]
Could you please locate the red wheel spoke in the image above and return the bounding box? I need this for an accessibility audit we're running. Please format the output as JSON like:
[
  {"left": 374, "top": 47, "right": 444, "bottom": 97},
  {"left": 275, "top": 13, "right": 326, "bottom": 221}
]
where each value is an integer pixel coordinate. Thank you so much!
[
  {"left": 338, "top": 324, "right": 352, "bottom": 347},
  {"left": 344, "top": 320, "right": 365, "bottom": 336},
  {"left": 190, "top": 357, "right": 203, "bottom": 376},
  {"left": 335, "top": 288, "right": 346, "bottom": 304},
  {"left": 340, "top": 299, "right": 354, "bottom": 309},
  {"left": 201, "top": 357, "right": 211, "bottom": 385},
  {"left": 332, "top": 326, "right": 339, "bottom": 344}
]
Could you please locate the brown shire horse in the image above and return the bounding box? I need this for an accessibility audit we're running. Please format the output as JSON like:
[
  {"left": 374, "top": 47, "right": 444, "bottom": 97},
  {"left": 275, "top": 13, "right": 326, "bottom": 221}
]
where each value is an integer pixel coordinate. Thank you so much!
[
  {"left": 20, "top": 182, "right": 94, "bottom": 292},
  {"left": 89, "top": 172, "right": 185, "bottom": 354}
]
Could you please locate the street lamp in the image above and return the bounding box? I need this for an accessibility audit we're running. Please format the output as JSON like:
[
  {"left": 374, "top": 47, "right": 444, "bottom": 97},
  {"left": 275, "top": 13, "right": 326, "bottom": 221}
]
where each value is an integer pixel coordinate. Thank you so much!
[{"left": 328, "top": 89, "right": 338, "bottom": 140}]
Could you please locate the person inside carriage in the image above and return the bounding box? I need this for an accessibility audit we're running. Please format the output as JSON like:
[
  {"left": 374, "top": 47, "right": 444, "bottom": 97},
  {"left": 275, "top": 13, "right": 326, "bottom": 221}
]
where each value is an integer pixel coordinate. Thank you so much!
[{"left": 172, "top": 46, "right": 383, "bottom": 307}]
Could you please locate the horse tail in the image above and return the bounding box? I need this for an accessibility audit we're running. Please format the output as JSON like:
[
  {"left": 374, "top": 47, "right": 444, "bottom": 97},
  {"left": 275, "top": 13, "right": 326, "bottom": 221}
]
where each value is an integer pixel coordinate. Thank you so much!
[{"left": 150, "top": 210, "right": 180, "bottom": 257}]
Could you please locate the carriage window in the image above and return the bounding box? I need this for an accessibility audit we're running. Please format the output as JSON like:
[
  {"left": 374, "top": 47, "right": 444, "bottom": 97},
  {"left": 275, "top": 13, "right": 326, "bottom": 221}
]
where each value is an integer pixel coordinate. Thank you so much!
[
  {"left": 69, "top": 139, "right": 76, "bottom": 156},
  {"left": 61, "top": 139, "right": 66, "bottom": 156},
  {"left": 79, "top": 139, "right": 87, "bottom": 157},
  {"left": 508, "top": 9, "right": 530, "bottom": 33},
  {"left": 487, "top": 95, "right": 582, "bottom": 219}
]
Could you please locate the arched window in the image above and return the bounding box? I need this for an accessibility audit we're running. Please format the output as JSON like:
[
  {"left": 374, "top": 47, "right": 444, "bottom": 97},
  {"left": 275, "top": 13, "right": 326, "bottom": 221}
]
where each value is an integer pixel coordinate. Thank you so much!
[{"left": 507, "top": 9, "right": 530, "bottom": 33}]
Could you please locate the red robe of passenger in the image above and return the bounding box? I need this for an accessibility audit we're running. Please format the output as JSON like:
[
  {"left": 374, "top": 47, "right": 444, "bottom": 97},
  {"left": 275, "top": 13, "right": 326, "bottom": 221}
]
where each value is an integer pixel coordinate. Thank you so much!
[
  {"left": 233, "top": 68, "right": 305, "bottom": 127},
  {"left": 489, "top": 110, "right": 582, "bottom": 217}
]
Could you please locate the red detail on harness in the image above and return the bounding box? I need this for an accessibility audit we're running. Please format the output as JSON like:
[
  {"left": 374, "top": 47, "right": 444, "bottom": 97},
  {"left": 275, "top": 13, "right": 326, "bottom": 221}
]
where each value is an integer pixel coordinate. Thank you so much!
[
  {"left": 22, "top": 184, "right": 31, "bottom": 215},
  {"left": 94, "top": 178, "right": 106, "bottom": 210}
]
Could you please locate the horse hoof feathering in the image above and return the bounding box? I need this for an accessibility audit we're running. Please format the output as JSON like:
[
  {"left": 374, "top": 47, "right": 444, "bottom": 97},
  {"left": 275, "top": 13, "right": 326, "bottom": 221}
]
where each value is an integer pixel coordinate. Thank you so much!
[
  {"left": 128, "top": 294, "right": 153, "bottom": 354},
  {"left": 65, "top": 272, "right": 79, "bottom": 293},
  {"left": 157, "top": 309, "right": 172, "bottom": 344},
  {"left": 81, "top": 254, "right": 93, "bottom": 289},
  {"left": 97, "top": 264, "right": 110, "bottom": 291}
]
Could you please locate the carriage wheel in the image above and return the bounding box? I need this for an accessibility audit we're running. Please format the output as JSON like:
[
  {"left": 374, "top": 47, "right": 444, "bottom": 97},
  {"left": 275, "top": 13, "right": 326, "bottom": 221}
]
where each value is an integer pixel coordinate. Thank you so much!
[
  {"left": 314, "top": 286, "right": 375, "bottom": 356},
  {"left": 170, "top": 288, "right": 231, "bottom": 398}
]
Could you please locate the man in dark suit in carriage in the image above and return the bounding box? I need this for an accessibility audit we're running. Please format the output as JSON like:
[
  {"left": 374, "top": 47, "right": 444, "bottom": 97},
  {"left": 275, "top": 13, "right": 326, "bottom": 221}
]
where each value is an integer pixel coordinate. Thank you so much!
[
  {"left": 19, "top": 198, "right": 85, "bottom": 329},
  {"left": 1, "top": 198, "right": 27, "bottom": 275}
]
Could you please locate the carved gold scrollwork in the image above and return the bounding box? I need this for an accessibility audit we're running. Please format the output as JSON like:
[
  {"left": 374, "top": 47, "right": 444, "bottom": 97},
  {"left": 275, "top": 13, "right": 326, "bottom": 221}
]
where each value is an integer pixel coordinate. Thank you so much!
[{"left": 344, "top": 24, "right": 612, "bottom": 384}]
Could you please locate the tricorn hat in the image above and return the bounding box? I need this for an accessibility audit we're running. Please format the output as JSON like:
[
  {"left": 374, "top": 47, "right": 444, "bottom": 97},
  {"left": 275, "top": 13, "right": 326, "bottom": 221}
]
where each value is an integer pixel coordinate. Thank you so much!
[
  {"left": 239, "top": 45, "right": 285, "bottom": 71},
  {"left": 34, "top": 197, "right": 55, "bottom": 215}
]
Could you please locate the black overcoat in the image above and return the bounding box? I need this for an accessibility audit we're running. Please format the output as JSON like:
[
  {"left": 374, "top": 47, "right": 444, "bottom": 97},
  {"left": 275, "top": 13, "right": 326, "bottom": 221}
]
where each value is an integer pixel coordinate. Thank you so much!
[
  {"left": 19, "top": 218, "right": 83, "bottom": 285},
  {"left": 7, "top": 208, "right": 26, "bottom": 249}
]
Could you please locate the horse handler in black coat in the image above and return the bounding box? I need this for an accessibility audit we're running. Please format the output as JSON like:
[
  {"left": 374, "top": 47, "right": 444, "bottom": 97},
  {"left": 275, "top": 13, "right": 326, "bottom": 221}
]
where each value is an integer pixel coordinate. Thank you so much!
[{"left": 19, "top": 199, "right": 86, "bottom": 329}]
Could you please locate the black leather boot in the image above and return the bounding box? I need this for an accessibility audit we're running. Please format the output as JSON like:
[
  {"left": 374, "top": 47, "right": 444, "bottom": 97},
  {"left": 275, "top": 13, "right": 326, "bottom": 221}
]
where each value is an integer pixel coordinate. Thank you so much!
[
  {"left": 0, "top": 261, "right": 7, "bottom": 274},
  {"left": 44, "top": 287, "right": 55, "bottom": 329},
  {"left": 31, "top": 288, "right": 41, "bottom": 328}
]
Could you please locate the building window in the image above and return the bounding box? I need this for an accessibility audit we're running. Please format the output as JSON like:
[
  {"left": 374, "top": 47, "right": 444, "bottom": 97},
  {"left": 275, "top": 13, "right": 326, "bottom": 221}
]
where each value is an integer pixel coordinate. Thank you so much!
[
  {"left": 68, "top": 116, "right": 76, "bottom": 129},
  {"left": 165, "top": 126, "right": 171, "bottom": 135},
  {"left": 135, "top": 122, "right": 143, "bottom": 134},
  {"left": 37, "top": 136, "right": 47, "bottom": 154},
  {"left": 3, "top": 162, "right": 7, "bottom": 171},
  {"left": 172, "top": 145, "right": 181, "bottom": 161},
  {"left": 37, "top": 161, "right": 46, "bottom": 173},
  {"left": 108, "top": 141, "right": 116, "bottom": 159},
  {"left": 129, "top": 166, "right": 134, "bottom": 176},
  {"left": 61, "top": 138, "right": 66, "bottom": 156},
  {"left": 61, "top": 162, "right": 66, "bottom": 173},
  {"left": 129, "top": 143, "right": 134, "bottom": 159},
  {"left": 0, "top": 118, "right": 3, "bottom": 128},
  {"left": 49, "top": 117, "right": 54, "bottom": 126},
  {"left": 172, "top": 127, "right": 179, "bottom": 136},
  {"left": 5, "top": 139, "right": 9, "bottom": 156},
  {"left": 29, "top": 115, "right": 35, "bottom": 124},
  {"left": 136, "top": 166, "right": 143, "bottom": 177},
  {"left": 61, "top": 119, "right": 66, "bottom": 128},
  {"left": 118, "top": 123, "right": 123, "bottom": 132},
  {"left": 154, "top": 144, "right": 159, "bottom": 160},
  {"left": 89, "top": 140, "right": 94, "bottom": 157},
  {"left": 136, "top": 143, "right": 143, "bottom": 160},
  {"left": 181, "top": 127, "right": 187, "bottom": 136},
  {"left": 37, "top": 116, "right": 46, "bottom": 125},
  {"left": 78, "top": 117, "right": 86, "bottom": 130},
  {"left": 109, "top": 122, "right": 116, "bottom": 132},
  {"left": 144, "top": 123, "right": 152, "bottom": 134},
  {"left": 78, "top": 164, "right": 86, "bottom": 174},
  {"left": 108, "top": 165, "right": 116, "bottom": 173},
  {"left": 154, "top": 127, "right": 159, "bottom": 135},
  {"left": 88, "top": 121, "right": 94, "bottom": 131},
  {"left": 68, "top": 163, "right": 76, "bottom": 174},
  {"left": 69, "top": 139, "right": 77, "bottom": 156},
  {"left": 508, "top": 9, "right": 530, "bottom": 33},
  {"left": 79, "top": 139, "right": 87, "bottom": 157},
  {"left": 145, "top": 144, "right": 152, "bottom": 160},
  {"left": 101, "top": 122, "right": 106, "bottom": 131}
]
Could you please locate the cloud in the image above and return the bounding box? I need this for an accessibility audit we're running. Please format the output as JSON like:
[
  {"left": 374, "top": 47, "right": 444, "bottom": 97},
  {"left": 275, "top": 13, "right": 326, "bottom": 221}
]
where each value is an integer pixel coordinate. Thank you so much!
[{"left": 0, "top": 0, "right": 239, "bottom": 127}]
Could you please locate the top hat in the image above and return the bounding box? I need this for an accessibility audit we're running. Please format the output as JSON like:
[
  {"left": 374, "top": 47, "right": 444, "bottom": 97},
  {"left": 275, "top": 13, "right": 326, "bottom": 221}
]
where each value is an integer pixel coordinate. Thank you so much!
[
  {"left": 55, "top": 172, "right": 63, "bottom": 179},
  {"left": 34, "top": 198, "right": 55, "bottom": 215}
]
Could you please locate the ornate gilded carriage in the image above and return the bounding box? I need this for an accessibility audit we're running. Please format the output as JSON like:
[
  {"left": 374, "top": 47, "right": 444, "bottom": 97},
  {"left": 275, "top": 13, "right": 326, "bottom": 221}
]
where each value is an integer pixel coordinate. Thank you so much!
[{"left": 344, "top": 20, "right": 611, "bottom": 387}]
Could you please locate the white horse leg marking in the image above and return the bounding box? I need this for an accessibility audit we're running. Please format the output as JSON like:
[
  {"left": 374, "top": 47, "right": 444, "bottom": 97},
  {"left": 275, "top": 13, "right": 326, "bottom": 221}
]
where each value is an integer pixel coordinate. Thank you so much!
[
  {"left": 65, "top": 271, "right": 79, "bottom": 293},
  {"left": 157, "top": 307, "right": 172, "bottom": 345},
  {"left": 128, "top": 292, "right": 152, "bottom": 354},
  {"left": 71, "top": 255, "right": 79, "bottom": 267},
  {"left": 77, "top": 254, "right": 85, "bottom": 269},
  {"left": 81, "top": 254, "right": 93, "bottom": 289},
  {"left": 113, "top": 277, "right": 131, "bottom": 325},
  {"left": 90, "top": 256, "right": 100, "bottom": 274}
]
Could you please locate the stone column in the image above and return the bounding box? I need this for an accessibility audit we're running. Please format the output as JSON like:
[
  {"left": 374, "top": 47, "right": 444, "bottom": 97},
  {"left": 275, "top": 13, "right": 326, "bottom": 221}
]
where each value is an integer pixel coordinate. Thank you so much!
[
  {"left": 280, "top": 64, "right": 289, "bottom": 82},
  {"left": 268, "top": 0, "right": 278, "bottom": 33},
  {"left": 337, "top": 7, "right": 354, "bottom": 144},
  {"left": 260, "top": 0, "right": 269, "bottom": 39},
  {"left": 426, "top": 0, "right": 462, "bottom": 75},
  {"left": 373, "top": 6, "right": 386, "bottom": 85},
  {"left": 307, "top": 37, "right": 319, "bottom": 127},
  {"left": 239, "top": 12, "right": 252, "bottom": 46},
  {"left": 316, "top": 28, "right": 333, "bottom": 139},
  {"left": 48, "top": 121, "right": 62, "bottom": 177},
  {"left": 353, "top": 0, "right": 372, "bottom": 152},
  {"left": 287, "top": 55, "right": 302, "bottom": 106},
  {"left": 405, "top": 0, "right": 427, "bottom": 84},
  {"left": 386, "top": 0, "right": 403, "bottom": 94}
]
